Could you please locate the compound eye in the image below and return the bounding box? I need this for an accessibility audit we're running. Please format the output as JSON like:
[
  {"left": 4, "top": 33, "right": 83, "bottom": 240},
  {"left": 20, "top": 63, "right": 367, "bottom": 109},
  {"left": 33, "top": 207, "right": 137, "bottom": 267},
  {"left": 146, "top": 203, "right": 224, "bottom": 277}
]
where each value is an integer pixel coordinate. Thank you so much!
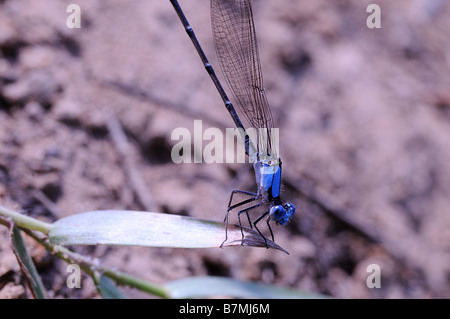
[
  {"left": 269, "top": 205, "right": 286, "bottom": 223},
  {"left": 284, "top": 203, "right": 296, "bottom": 216}
]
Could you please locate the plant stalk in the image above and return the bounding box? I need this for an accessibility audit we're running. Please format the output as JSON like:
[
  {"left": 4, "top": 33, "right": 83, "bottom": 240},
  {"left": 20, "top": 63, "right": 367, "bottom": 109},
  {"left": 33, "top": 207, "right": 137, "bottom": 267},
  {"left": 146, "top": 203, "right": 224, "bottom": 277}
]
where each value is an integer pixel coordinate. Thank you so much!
[{"left": 0, "top": 205, "right": 51, "bottom": 234}]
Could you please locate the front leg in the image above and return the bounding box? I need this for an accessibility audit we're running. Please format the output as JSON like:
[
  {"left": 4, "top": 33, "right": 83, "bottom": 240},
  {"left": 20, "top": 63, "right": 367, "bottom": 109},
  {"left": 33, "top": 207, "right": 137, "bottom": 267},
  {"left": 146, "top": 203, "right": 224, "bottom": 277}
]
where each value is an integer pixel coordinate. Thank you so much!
[{"left": 253, "top": 210, "right": 271, "bottom": 248}]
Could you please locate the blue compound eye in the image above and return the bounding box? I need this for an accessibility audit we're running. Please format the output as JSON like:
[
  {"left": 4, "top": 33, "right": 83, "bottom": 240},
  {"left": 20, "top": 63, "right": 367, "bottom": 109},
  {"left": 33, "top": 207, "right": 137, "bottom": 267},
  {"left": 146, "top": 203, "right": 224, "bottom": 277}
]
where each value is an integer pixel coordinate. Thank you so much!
[
  {"left": 270, "top": 203, "right": 295, "bottom": 225},
  {"left": 284, "top": 203, "right": 295, "bottom": 217},
  {"left": 269, "top": 205, "right": 286, "bottom": 224}
]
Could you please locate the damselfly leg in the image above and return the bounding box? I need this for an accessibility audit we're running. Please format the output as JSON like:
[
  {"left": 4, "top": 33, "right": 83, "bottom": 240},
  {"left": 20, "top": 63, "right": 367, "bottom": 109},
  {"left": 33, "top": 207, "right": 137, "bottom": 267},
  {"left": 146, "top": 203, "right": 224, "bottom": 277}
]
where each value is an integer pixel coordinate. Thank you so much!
[{"left": 221, "top": 189, "right": 259, "bottom": 247}]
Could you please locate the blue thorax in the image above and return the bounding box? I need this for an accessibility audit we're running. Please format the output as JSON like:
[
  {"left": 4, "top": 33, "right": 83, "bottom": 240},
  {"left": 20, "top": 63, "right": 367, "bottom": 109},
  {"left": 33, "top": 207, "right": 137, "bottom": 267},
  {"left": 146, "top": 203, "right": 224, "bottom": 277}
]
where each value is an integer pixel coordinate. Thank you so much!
[{"left": 253, "top": 156, "right": 296, "bottom": 225}]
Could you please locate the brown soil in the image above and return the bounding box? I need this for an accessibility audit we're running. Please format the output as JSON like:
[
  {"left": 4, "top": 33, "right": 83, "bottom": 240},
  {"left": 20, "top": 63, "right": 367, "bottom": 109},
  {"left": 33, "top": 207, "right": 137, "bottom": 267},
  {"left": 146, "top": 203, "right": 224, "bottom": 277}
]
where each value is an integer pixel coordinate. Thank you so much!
[{"left": 1, "top": 0, "right": 449, "bottom": 298}]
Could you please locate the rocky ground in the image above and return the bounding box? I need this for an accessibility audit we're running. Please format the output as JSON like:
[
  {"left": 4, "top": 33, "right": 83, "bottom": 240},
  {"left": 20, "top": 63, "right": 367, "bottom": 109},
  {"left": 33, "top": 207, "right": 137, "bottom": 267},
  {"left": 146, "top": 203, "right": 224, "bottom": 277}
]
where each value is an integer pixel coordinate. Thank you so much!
[{"left": 0, "top": 0, "right": 449, "bottom": 298}]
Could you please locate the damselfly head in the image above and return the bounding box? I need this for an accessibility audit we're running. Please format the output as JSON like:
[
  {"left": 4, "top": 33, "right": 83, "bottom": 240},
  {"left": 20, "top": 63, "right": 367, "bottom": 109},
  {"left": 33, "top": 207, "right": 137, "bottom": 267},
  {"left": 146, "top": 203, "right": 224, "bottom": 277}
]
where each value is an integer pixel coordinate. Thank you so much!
[{"left": 269, "top": 202, "right": 295, "bottom": 225}]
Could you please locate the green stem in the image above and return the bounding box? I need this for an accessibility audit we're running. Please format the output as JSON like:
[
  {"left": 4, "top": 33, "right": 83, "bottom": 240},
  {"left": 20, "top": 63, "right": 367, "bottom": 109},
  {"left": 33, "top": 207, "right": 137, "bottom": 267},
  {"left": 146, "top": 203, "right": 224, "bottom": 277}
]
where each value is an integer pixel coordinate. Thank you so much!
[
  {"left": 0, "top": 206, "right": 51, "bottom": 234},
  {"left": 0, "top": 206, "right": 170, "bottom": 298},
  {"left": 103, "top": 269, "right": 170, "bottom": 298},
  {"left": 21, "top": 228, "right": 170, "bottom": 298}
]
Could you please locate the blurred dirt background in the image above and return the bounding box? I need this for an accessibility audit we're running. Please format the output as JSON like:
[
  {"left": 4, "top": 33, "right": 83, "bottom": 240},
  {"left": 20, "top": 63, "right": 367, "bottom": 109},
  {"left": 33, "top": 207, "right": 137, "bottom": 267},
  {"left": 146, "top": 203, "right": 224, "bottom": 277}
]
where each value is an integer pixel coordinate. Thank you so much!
[{"left": 1, "top": 0, "right": 450, "bottom": 298}]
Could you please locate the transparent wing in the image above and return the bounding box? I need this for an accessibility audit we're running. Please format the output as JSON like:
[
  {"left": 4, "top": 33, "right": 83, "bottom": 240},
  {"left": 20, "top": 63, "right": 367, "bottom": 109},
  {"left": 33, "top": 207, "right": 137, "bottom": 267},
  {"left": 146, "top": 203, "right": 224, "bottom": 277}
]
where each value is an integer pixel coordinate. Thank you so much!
[{"left": 211, "top": 0, "right": 274, "bottom": 156}]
